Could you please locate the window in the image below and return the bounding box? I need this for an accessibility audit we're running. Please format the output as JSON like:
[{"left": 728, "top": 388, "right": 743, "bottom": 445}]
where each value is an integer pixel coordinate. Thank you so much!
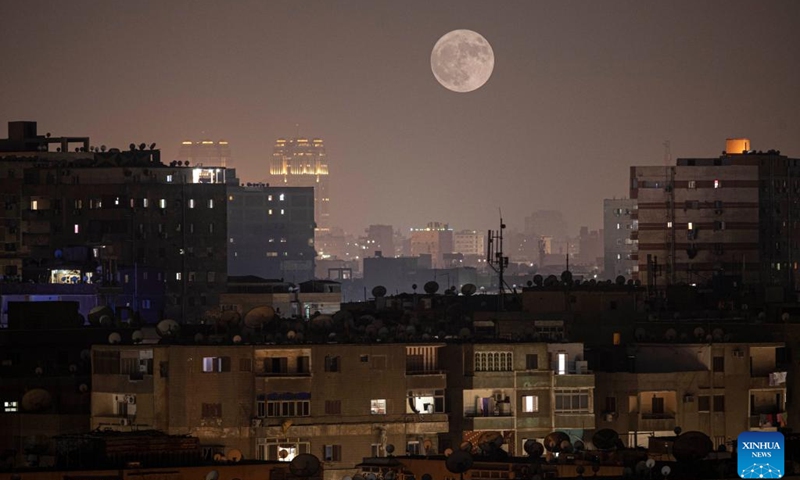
[
  {"left": 688, "top": 222, "right": 694, "bottom": 230},
  {"left": 142, "top": 198, "right": 149, "bottom": 208},
  {"left": 712, "top": 356, "right": 724, "bottom": 372},
  {"left": 176, "top": 272, "right": 182, "bottom": 280},
  {"left": 74, "top": 224, "right": 80, "bottom": 234},
  {"left": 406, "top": 441, "right": 421, "bottom": 456},
  {"left": 525, "top": 354, "right": 539, "bottom": 370},
  {"left": 667, "top": 221, "right": 673, "bottom": 228},
  {"left": 257, "top": 398, "right": 266, "bottom": 418},
  {"left": 651, "top": 396, "right": 665, "bottom": 415},
  {"left": 360, "top": 355, "right": 369, "bottom": 362},
  {"left": 208, "top": 199, "right": 214, "bottom": 208},
  {"left": 268, "top": 195, "right": 273, "bottom": 201},
  {"left": 240, "top": 358, "right": 252, "bottom": 372},
  {"left": 556, "top": 352, "right": 568, "bottom": 375},
  {"left": 280, "top": 209, "right": 285, "bottom": 215},
  {"left": 268, "top": 209, "right": 273, "bottom": 215},
  {"left": 159, "top": 199, "right": 166, "bottom": 209},
  {"left": 4, "top": 401, "right": 18, "bottom": 412},
  {"left": 257, "top": 439, "right": 310, "bottom": 462},
  {"left": 554, "top": 389, "right": 591, "bottom": 413},
  {"left": 202, "top": 403, "right": 222, "bottom": 418},
  {"left": 325, "top": 400, "right": 341, "bottom": 415},
  {"left": 698, "top": 396, "right": 710, "bottom": 412},
  {"left": 31, "top": 200, "right": 38, "bottom": 210},
  {"left": 371, "top": 399, "right": 387, "bottom": 414},
  {"left": 522, "top": 395, "right": 539, "bottom": 413},
  {"left": 93, "top": 351, "right": 121, "bottom": 374},
  {"left": 166, "top": 174, "right": 173, "bottom": 183},
  {"left": 474, "top": 352, "right": 513, "bottom": 372},
  {"left": 298, "top": 356, "right": 310, "bottom": 374},
  {"left": 371, "top": 444, "right": 382, "bottom": 457},
  {"left": 324, "top": 355, "right": 340, "bottom": 372},
  {"left": 209, "top": 223, "right": 214, "bottom": 233},
  {"left": 713, "top": 395, "right": 725, "bottom": 412},
  {"left": 202, "top": 357, "right": 231, "bottom": 372},
  {"left": 323, "top": 445, "right": 342, "bottom": 462},
  {"left": 265, "top": 399, "right": 310, "bottom": 417},
  {"left": 714, "top": 179, "right": 720, "bottom": 189},
  {"left": 189, "top": 199, "right": 195, "bottom": 208},
  {"left": 264, "top": 357, "right": 288, "bottom": 374},
  {"left": 279, "top": 193, "right": 285, "bottom": 201},
  {"left": 604, "top": 396, "right": 617, "bottom": 413},
  {"left": 407, "top": 390, "right": 444, "bottom": 414},
  {"left": 688, "top": 180, "right": 696, "bottom": 189}
]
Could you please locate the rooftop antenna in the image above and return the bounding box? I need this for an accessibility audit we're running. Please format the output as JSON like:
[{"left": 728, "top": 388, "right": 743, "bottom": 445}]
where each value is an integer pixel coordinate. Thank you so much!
[
  {"left": 664, "top": 140, "right": 676, "bottom": 285},
  {"left": 487, "top": 209, "right": 510, "bottom": 311}
]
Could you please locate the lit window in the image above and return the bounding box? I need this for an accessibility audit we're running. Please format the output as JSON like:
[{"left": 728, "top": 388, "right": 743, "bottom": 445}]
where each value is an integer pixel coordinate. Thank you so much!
[
  {"left": 714, "top": 179, "right": 720, "bottom": 189},
  {"left": 229, "top": 238, "right": 234, "bottom": 243},
  {"left": 522, "top": 395, "right": 539, "bottom": 413},
  {"left": 268, "top": 209, "right": 273, "bottom": 215},
  {"left": 143, "top": 198, "right": 149, "bottom": 208},
  {"left": 280, "top": 238, "right": 287, "bottom": 243},
  {"left": 31, "top": 200, "right": 38, "bottom": 210},
  {"left": 159, "top": 199, "right": 166, "bottom": 209},
  {"left": 280, "top": 209, "right": 285, "bottom": 215},
  {"left": 616, "top": 223, "right": 620, "bottom": 230},
  {"left": 667, "top": 221, "right": 673, "bottom": 228},
  {"left": 617, "top": 254, "right": 621, "bottom": 260},
  {"left": 176, "top": 272, "right": 182, "bottom": 280},
  {"left": 268, "top": 195, "right": 273, "bottom": 201},
  {"left": 4, "top": 401, "right": 18, "bottom": 413},
  {"left": 557, "top": 352, "right": 568, "bottom": 375},
  {"left": 208, "top": 199, "right": 214, "bottom": 208},
  {"left": 74, "top": 224, "right": 80, "bottom": 234},
  {"left": 279, "top": 193, "right": 285, "bottom": 201},
  {"left": 370, "top": 399, "right": 387, "bottom": 414},
  {"left": 688, "top": 180, "right": 696, "bottom": 189},
  {"left": 189, "top": 199, "right": 195, "bottom": 209},
  {"left": 114, "top": 197, "right": 120, "bottom": 206},
  {"left": 228, "top": 195, "right": 234, "bottom": 201},
  {"left": 688, "top": 222, "right": 694, "bottom": 230},
  {"left": 166, "top": 174, "right": 173, "bottom": 183}
]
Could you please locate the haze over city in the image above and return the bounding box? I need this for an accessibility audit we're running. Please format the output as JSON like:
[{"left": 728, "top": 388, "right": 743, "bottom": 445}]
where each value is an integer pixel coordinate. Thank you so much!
[{"left": 3, "top": 0, "right": 799, "bottom": 234}]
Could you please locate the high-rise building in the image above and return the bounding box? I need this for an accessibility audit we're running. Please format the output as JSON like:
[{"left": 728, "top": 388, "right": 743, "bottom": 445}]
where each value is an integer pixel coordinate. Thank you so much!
[
  {"left": 177, "top": 139, "right": 232, "bottom": 168},
  {"left": 410, "top": 222, "right": 454, "bottom": 269},
  {"left": 631, "top": 138, "right": 800, "bottom": 291},
  {"left": 453, "top": 230, "right": 485, "bottom": 257},
  {"left": 604, "top": 199, "right": 636, "bottom": 279},
  {"left": 365, "top": 225, "right": 394, "bottom": 258},
  {"left": 269, "top": 137, "right": 329, "bottom": 231},
  {"left": 227, "top": 176, "right": 316, "bottom": 283}
]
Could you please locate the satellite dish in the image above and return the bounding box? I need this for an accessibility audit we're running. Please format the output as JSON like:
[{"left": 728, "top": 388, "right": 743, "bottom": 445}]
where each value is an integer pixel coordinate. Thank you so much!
[
  {"left": 591, "top": 429, "right": 620, "bottom": 450},
  {"left": 385, "top": 472, "right": 396, "bottom": 480},
  {"left": 661, "top": 466, "right": 671, "bottom": 476},
  {"left": 543, "top": 432, "right": 570, "bottom": 452},
  {"left": 244, "top": 306, "right": 275, "bottom": 329},
  {"left": 21, "top": 389, "right": 52, "bottom": 412},
  {"left": 461, "top": 283, "right": 477, "bottom": 296},
  {"left": 88, "top": 305, "right": 114, "bottom": 326},
  {"left": 132, "top": 330, "right": 144, "bottom": 343},
  {"left": 227, "top": 449, "right": 243, "bottom": 462},
  {"left": 156, "top": 319, "right": 181, "bottom": 338},
  {"left": 218, "top": 309, "right": 241, "bottom": 328},
  {"left": 372, "top": 285, "right": 387, "bottom": 298},
  {"left": 108, "top": 332, "right": 122, "bottom": 344},
  {"left": 68, "top": 364, "right": 77, "bottom": 373},
  {"left": 423, "top": 281, "right": 439, "bottom": 294},
  {"left": 78, "top": 383, "right": 89, "bottom": 393},
  {"left": 385, "top": 444, "right": 395, "bottom": 455},
  {"left": 287, "top": 330, "right": 297, "bottom": 340},
  {"left": 423, "top": 439, "right": 433, "bottom": 454},
  {"left": 289, "top": 453, "right": 321, "bottom": 477},
  {"left": 665, "top": 328, "right": 677, "bottom": 341},
  {"left": 574, "top": 440, "right": 585, "bottom": 452},
  {"left": 444, "top": 448, "right": 454, "bottom": 457},
  {"left": 672, "top": 431, "right": 712, "bottom": 463},
  {"left": 232, "top": 335, "right": 243, "bottom": 344},
  {"left": 205, "top": 471, "right": 219, "bottom": 480},
  {"left": 365, "top": 474, "right": 377, "bottom": 480},
  {"left": 523, "top": 439, "right": 544, "bottom": 457},
  {"left": 635, "top": 461, "right": 648, "bottom": 475},
  {"left": 445, "top": 451, "right": 474, "bottom": 474},
  {"left": 693, "top": 327, "right": 705, "bottom": 339},
  {"left": 712, "top": 328, "right": 724, "bottom": 341},
  {"left": 645, "top": 459, "right": 656, "bottom": 469}
]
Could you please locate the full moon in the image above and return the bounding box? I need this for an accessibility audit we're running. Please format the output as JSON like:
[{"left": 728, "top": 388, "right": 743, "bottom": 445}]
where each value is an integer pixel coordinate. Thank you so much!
[{"left": 430, "top": 29, "right": 495, "bottom": 93}]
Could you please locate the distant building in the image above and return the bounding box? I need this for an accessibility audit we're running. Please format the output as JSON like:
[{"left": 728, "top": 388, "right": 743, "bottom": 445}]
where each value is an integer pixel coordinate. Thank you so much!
[
  {"left": 454, "top": 230, "right": 485, "bottom": 257},
  {"left": 365, "top": 225, "right": 395, "bottom": 258},
  {"left": 603, "top": 199, "right": 636, "bottom": 280},
  {"left": 0, "top": 121, "right": 227, "bottom": 323},
  {"left": 269, "top": 137, "right": 330, "bottom": 231},
  {"left": 410, "top": 222, "right": 453, "bottom": 269},
  {"left": 576, "top": 226, "right": 603, "bottom": 268},
  {"left": 177, "top": 139, "right": 232, "bottom": 168},
  {"left": 631, "top": 138, "right": 800, "bottom": 291},
  {"left": 227, "top": 177, "right": 315, "bottom": 283}
]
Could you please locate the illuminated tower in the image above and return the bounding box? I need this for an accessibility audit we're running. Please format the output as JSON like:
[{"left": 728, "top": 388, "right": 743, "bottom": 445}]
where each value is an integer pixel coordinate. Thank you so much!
[
  {"left": 177, "top": 139, "right": 232, "bottom": 168},
  {"left": 269, "top": 137, "right": 330, "bottom": 230}
]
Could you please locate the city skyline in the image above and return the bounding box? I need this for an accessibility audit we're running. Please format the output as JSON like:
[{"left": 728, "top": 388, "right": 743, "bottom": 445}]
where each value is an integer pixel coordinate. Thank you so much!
[{"left": 2, "top": 1, "right": 799, "bottom": 234}]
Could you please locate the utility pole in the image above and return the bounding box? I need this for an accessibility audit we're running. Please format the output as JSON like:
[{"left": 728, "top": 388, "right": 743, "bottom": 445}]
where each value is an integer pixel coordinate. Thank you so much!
[{"left": 487, "top": 216, "right": 509, "bottom": 311}]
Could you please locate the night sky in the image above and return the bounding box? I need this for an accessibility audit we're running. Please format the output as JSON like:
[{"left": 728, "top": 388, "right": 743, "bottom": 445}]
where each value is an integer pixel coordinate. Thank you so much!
[{"left": 2, "top": 1, "right": 799, "bottom": 235}]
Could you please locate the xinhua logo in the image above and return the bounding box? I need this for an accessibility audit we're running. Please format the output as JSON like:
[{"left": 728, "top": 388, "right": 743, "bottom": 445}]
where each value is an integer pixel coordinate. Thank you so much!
[{"left": 738, "top": 431, "right": 784, "bottom": 478}]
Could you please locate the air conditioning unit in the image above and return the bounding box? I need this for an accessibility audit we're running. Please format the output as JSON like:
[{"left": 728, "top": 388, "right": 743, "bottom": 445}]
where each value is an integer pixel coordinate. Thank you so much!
[
  {"left": 251, "top": 418, "right": 263, "bottom": 427},
  {"left": 733, "top": 349, "right": 745, "bottom": 358},
  {"left": 604, "top": 413, "right": 616, "bottom": 422},
  {"left": 120, "top": 418, "right": 130, "bottom": 426},
  {"left": 125, "top": 395, "right": 136, "bottom": 405},
  {"left": 683, "top": 395, "right": 695, "bottom": 403}
]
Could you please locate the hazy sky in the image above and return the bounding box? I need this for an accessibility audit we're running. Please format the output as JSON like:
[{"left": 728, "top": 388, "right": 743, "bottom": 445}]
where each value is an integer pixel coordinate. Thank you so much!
[{"left": 2, "top": 1, "right": 799, "bottom": 235}]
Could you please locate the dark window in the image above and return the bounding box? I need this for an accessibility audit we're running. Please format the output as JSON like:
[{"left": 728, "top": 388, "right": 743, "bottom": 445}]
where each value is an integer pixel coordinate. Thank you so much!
[
  {"left": 93, "top": 351, "right": 120, "bottom": 374},
  {"left": 360, "top": 355, "right": 369, "bottom": 362},
  {"left": 713, "top": 395, "right": 725, "bottom": 412},
  {"left": 240, "top": 358, "right": 252, "bottom": 372},
  {"left": 698, "top": 396, "right": 710, "bottom": 411},
  {"left": 526, "top": 354, "right": 539, "bottom": 370},
  {"left": 324, "top": 356, "right": 340, "bottom": 372},
  {"left": 298, "top": 356, "right": 310, "bottom": 373},
  {"left": 652, "top": 397, "right": 664, "bottom": 415},
  {"left": 159, "top": 361, "right": 169, "bottom": 378},
  {"left": 323, "top": 444, "right": 342, "bottom": 462},
  {"left": 712, "top": 356, "right": 724, "bottom": 372},
  {"left": 265, "top": 357, "right": 288, "bottom": 374},
  {"left": 605, "top": 397, "right": 617, "bottom": 413},
  {"left": 325, "top": 400, "right": 341, "bottom": 415},
  {"left": 202, "top": 403, "right": 222, "bottom": 418}
]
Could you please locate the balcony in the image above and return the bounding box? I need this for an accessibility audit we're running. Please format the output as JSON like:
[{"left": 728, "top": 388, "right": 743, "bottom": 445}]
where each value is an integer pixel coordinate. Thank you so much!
[
  {"left": 463, "top": 414, "right": 515, "bottom": 431},
  {"left": 638, "top": 413, "right": 676, "bottom": 432},
  {"left": 554, "top": 413, "right": 595, "bottom": 430},
  {"left": 256, "top": 370, "right": 311, "bottom": 378},
  {"left": 749, "top": 413, "right": 784, "bottom": 430}
]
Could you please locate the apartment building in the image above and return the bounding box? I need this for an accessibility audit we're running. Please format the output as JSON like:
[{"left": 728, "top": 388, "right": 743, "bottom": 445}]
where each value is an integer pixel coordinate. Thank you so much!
[
  {"left": 441, "top": 342, "right": 595, "bottom": 455},
  {"left": 90, "top": 343, "right": 448, "bottom": 480},
  {"left": 594, "top": 342, "right": 787, "bottom": 449}
]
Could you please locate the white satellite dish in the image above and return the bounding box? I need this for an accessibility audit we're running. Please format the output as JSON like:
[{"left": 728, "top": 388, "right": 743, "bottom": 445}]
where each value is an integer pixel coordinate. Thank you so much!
[{"left": 108, "top": 332, "right": 122, "bottom": 344}]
